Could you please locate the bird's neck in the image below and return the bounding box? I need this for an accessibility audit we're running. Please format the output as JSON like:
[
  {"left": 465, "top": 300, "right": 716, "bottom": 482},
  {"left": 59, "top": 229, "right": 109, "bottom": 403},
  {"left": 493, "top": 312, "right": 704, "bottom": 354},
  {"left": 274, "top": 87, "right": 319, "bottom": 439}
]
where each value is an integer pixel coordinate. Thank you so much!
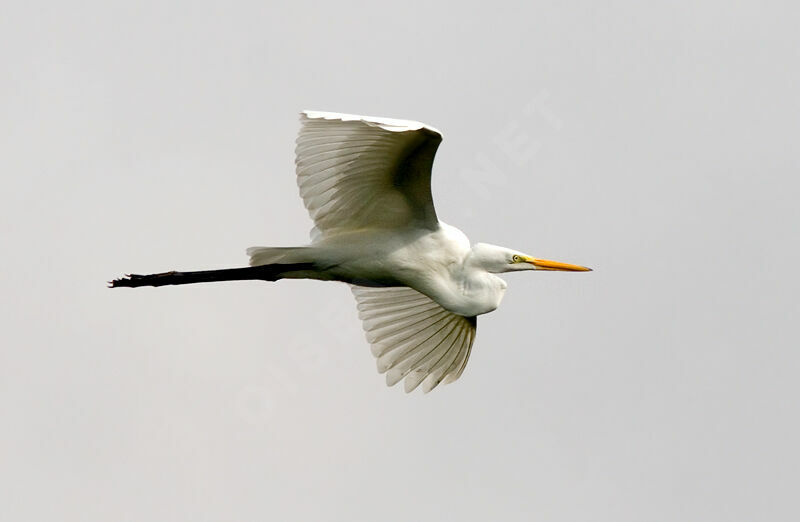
[{"left": 453, "top": 261, "right": 508, "bottom": 316}]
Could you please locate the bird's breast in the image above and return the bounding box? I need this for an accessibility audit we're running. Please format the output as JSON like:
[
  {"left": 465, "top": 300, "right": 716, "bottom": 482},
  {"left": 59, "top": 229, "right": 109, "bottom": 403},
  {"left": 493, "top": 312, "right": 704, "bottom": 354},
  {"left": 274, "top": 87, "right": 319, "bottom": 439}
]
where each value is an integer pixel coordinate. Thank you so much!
[{"left": 456, "top": 273, "right": 507, "bottom": 316}]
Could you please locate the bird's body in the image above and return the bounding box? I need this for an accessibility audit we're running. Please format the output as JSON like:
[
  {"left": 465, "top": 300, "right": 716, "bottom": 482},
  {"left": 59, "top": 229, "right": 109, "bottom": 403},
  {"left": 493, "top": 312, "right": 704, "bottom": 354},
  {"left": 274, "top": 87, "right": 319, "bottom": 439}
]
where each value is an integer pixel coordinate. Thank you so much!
[
  {"left": 262, "top": 222, "right": 506, "bottom": 317},
  {"left": 112, "top": 110, "right": 590, "bottom": 392}
]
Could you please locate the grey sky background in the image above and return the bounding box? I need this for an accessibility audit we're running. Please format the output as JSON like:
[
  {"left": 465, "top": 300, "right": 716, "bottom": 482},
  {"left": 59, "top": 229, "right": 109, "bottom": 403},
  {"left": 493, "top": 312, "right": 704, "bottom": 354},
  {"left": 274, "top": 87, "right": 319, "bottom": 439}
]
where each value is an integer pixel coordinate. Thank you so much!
[{"left": 2, "top": 2, "right": 799, "bottom": 521}]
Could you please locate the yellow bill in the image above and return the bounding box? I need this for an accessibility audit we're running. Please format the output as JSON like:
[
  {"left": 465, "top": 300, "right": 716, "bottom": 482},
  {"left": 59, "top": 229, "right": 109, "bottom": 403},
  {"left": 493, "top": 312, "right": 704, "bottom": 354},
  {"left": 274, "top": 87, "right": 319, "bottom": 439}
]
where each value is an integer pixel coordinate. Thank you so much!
[{"left": 527, "top": 257, "right": 592, "bottom": 272}]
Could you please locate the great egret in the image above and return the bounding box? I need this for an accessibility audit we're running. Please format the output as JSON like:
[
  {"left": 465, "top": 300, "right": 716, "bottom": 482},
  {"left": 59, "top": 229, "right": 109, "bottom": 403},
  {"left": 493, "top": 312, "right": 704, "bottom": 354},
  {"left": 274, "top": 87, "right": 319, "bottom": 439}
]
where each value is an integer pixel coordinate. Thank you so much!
[{"left": 111, "top": 111, "right": 590, "bottom": 393}]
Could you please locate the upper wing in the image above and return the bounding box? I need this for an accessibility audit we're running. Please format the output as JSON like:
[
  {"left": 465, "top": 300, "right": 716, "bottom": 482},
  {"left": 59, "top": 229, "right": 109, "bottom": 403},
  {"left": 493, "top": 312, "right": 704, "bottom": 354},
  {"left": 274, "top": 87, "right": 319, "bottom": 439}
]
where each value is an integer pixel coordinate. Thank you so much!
[
  {"left": 296, "top": 111, "right": 443, "bottom": 239},
  {"left": 351, "top": 285, "right": 476, "bottom": 393}
]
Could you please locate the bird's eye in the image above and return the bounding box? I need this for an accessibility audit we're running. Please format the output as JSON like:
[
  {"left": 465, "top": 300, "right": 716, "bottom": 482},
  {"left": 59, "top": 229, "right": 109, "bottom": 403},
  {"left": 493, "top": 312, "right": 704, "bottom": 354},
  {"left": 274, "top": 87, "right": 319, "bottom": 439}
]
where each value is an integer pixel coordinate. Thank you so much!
[{"left": 511, "top": 255, "right": 521, "bottom": 263}]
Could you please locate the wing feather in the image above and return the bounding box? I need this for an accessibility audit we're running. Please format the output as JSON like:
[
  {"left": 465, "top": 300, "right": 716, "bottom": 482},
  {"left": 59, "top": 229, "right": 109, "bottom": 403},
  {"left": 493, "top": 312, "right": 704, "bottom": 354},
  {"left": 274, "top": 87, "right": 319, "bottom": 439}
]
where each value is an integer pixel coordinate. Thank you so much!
[
  {"left": 296, "top": 111, "right": 442, "bottom": 239},
  {"left": 402, "top": 323, "right": 465, "bottom": 392},
  {"left": 351, "top": 286, "right": 477, "bottom": 393}
]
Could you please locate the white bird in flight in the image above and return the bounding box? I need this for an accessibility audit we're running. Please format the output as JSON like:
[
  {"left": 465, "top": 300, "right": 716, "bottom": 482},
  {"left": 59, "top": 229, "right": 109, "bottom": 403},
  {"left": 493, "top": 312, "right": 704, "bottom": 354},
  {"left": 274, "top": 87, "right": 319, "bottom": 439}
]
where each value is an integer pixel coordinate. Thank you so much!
[{"left": 111, "top": 110, "right": 591, "bottom": 393}]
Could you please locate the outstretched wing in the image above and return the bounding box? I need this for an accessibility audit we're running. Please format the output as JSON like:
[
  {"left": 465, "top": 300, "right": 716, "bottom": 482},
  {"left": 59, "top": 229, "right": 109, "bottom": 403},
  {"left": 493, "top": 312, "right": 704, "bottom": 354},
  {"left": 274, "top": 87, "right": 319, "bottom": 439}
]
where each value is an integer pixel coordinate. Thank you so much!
[
  {"left": 296, "top": 111, "right": 442, "bottom": 239},
  {"left": 351, "top": 286, "right": 477, "bottom": 393}
]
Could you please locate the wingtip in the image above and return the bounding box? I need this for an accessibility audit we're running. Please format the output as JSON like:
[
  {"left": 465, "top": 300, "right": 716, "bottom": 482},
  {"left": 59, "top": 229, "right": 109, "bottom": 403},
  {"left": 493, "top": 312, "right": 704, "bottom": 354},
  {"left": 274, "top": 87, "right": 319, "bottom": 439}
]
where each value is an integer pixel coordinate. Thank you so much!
[{"left": 299, "top": 110, "right": 440, "bottom": 135}]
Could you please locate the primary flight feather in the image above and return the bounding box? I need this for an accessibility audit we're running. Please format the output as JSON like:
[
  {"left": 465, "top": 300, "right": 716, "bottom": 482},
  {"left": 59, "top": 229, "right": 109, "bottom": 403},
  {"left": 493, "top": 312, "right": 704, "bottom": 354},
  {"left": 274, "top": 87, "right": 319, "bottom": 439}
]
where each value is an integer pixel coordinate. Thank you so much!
[{"left": 111, "top": 110, "right": 591, "bottom": 393}]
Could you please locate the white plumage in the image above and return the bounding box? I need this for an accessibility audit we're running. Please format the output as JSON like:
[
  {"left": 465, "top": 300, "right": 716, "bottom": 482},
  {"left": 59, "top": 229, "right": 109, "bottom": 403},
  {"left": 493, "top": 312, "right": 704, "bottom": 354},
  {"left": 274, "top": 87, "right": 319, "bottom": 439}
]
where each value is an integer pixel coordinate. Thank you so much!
[
  {"left": 352, "top": 286, "right": 476, "bottom": 393},
  {"left": 295, "top": 110, "right": 442, "bottom": 236},
  {"left": 112, "top": 110, "right": 591, "bottom": 393}
]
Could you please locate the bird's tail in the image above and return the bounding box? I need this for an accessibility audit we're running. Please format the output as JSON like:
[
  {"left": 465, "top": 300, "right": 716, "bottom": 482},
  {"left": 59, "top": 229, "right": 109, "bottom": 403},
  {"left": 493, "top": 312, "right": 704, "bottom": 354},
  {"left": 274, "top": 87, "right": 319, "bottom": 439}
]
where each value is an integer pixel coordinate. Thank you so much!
[
  {"left": 246, "top": 246, "right": 314, "bottom": 267},
  {"left": 247, "top": 245, "right": 332, "bottom": 281}
]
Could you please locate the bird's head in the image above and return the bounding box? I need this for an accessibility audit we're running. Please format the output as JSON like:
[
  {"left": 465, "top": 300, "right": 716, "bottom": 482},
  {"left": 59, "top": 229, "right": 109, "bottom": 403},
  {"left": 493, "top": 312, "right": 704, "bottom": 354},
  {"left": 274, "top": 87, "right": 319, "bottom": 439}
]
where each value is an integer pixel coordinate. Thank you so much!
[{"left": 469, "top": 243, "right": 592, "bottom": 274}]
